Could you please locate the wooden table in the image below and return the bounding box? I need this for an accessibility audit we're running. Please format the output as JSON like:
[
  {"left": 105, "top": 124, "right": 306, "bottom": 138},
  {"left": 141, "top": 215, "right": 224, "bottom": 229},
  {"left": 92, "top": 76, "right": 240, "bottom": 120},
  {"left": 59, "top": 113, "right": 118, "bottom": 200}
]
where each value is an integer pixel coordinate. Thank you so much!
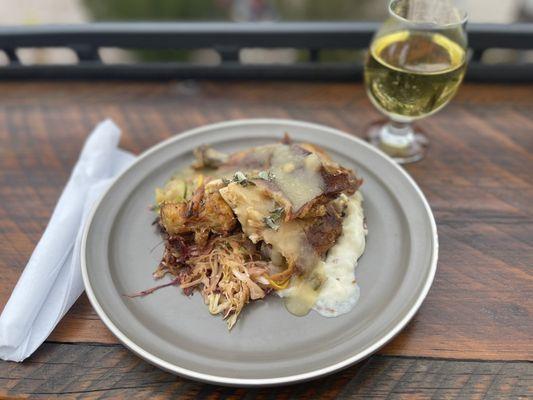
[{"left": 1, "top": 81, "right": 532, "bottom": 399}]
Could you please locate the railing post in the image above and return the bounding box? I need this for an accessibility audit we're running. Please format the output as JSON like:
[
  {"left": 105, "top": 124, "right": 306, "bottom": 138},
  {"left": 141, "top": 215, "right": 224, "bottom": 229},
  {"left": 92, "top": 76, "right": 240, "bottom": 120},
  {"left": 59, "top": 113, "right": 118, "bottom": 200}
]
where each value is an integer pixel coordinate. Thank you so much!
[
  {"left": 72, "top": 45, "right": 100, "bottom": 62},
  {"left": 216, "top": 46, "right": 240, "bottom": 63},
  {"left": 4, "top": 48, "right": 19, "bottom": 64}
]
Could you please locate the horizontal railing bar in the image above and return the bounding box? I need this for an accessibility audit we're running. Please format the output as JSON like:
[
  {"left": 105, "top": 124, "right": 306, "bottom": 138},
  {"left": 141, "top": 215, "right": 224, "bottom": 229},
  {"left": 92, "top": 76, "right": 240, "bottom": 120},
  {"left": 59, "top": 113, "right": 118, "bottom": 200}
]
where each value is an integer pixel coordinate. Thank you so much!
[
  {"left": 0, "top": 22, "right": 532, "bottom": 50},
  {"left": 0, "top": 62, "right": 530, "bottom": 82},
  {"left": 0, "top": 23, "right": 531, "bottom": 81},
  {"left": 0, "top": 22, "right": 377, "bottom": 49}
]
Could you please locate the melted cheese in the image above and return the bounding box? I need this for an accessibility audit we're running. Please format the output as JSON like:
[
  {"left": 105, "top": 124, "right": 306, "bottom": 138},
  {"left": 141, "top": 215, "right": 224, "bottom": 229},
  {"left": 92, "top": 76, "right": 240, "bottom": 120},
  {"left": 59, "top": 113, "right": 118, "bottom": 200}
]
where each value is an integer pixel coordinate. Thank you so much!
[
  {"left": 281, "top": 266, "right": 325, "bottom": 316},
  {"left": 219, "top": 183, "right": 275, "bottom": 243},
  {"left": 219, "top": 182, "right": 317, "bottom": 271},
  {"left": 270, "top": 145, "right": 324, "bottom": 211}
]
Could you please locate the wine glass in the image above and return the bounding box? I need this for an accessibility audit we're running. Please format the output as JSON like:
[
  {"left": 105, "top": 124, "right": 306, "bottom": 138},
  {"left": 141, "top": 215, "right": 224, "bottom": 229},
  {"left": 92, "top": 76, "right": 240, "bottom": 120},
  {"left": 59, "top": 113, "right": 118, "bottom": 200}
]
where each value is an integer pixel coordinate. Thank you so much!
[{"left": 364, "top": 0, "right": 468, "bottom": 163}]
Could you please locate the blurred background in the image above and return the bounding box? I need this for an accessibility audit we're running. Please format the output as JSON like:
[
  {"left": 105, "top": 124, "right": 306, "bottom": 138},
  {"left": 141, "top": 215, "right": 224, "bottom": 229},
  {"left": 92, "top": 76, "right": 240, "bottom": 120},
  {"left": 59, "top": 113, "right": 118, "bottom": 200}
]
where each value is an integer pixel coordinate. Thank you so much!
[{"left": 2, "top": 0, "right": 533, "bottom": 66}]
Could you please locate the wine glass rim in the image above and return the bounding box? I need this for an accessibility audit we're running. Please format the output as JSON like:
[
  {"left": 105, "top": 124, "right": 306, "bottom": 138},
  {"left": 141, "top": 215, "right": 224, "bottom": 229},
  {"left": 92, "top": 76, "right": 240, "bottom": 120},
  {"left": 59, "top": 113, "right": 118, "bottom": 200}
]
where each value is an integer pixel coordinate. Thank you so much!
[{"left": 388, "top": 0, "right": 468, "bottom": 27}]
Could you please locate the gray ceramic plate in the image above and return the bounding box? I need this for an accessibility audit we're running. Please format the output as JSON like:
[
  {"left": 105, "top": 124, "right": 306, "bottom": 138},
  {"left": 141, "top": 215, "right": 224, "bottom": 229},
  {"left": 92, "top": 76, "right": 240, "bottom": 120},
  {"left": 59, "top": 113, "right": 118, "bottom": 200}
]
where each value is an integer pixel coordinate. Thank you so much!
[{"left": 82, "top": 119, "right": 438, "bottom": 386}]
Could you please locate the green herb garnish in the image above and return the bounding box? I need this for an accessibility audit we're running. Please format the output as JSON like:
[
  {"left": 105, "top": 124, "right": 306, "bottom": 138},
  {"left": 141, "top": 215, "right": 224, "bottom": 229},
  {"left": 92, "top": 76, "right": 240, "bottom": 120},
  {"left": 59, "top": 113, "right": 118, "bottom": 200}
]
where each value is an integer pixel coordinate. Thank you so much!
[
  {"left": 231, "top": 171, "right": 256, "bottom": 187},
  {"left": 257, "top": 170, "right": 275, "bottom": 181},
  {"left": 263, "top": 216, "right": 279, "bottom": 230},
  {"left": 263, "top": 206, "right": 285, "bottom": 230}
]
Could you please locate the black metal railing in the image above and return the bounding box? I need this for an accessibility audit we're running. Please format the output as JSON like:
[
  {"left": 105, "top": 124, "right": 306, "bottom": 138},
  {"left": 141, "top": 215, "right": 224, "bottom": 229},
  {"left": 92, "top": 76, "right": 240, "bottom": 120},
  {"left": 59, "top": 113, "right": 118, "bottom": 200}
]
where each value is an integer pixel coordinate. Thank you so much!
[{"left": 0, "top": 22, "right": 532, "bottom": 81}]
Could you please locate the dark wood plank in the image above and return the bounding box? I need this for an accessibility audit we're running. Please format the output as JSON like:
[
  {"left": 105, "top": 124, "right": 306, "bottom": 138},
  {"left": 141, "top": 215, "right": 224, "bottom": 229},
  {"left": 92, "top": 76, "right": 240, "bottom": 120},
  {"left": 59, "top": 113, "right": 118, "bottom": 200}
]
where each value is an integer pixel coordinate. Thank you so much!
[
  {"left": 0, "top": 81, "right": 532, "bottom": 362},
  {"left": 1, "top": 343, "right": 531, "bottom": 399}
]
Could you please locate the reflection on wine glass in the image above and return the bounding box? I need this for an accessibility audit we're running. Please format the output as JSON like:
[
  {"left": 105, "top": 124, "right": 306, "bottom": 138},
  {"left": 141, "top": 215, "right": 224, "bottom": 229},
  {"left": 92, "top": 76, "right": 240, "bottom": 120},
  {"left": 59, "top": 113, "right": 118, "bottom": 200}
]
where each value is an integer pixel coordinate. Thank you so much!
[{"left": 364, "top": 0, "right": 468, "bottom": 163}]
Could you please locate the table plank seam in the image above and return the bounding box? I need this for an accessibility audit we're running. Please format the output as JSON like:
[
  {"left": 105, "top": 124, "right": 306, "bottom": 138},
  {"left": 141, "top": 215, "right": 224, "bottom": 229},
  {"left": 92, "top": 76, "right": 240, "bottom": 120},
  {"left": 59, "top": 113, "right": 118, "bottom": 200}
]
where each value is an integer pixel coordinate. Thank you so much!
[{"left": 39, "top": 341, "right": 533, "bottom": 363}]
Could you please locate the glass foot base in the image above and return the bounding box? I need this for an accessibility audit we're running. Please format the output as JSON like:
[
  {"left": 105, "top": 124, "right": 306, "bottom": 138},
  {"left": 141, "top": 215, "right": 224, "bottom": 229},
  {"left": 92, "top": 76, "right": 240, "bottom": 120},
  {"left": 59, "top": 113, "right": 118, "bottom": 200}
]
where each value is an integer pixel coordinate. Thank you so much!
[{"left": 366, "top": 120, "right": 428, "bottom": 164}]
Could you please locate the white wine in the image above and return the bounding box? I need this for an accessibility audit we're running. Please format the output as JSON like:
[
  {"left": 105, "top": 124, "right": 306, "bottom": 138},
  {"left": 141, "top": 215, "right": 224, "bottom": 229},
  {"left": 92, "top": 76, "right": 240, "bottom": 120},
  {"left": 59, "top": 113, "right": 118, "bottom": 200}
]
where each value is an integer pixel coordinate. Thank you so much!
[{"left": 365, "top": 30, "right": 466, "bottom": 121}]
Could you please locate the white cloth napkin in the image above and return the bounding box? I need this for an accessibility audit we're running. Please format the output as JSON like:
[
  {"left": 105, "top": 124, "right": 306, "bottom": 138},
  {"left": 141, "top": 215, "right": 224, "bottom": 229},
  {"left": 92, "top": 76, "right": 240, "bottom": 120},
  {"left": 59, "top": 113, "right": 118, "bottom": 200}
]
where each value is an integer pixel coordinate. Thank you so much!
[{"left": 0, "top": 119, "right": 136, "bottom": 362}]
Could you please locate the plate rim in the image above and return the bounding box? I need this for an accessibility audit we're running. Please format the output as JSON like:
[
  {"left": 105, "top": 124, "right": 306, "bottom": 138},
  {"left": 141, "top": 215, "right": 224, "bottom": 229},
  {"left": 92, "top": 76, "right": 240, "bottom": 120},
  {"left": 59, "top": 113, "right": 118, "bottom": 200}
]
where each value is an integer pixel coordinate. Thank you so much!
[{"left": 81, "top": 118, "right": 438, "bottom": 386}]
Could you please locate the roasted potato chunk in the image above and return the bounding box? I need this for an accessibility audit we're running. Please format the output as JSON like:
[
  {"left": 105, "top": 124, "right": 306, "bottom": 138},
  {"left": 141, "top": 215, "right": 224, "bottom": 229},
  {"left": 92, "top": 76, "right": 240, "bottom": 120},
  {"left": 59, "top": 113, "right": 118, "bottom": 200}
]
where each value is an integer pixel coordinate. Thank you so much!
[
  {"left": 200, "top": 190, "right": 237, "bottom": 234},
  {"left": 160, "top": 188, "right": 237, "bottom": 241},
  {"left": 160, "top": 202, "right": 188, "bottom": 235}
]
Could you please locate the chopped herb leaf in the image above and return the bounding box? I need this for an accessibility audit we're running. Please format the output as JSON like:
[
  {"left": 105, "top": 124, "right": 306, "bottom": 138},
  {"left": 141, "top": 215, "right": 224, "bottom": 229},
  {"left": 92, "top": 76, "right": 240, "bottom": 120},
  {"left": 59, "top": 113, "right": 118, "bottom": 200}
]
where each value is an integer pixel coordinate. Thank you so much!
[
  {"left": 257, "top": 170, "right": 275, "bottom": 181},
  {"left": 270, "top": 207, "right": 284, "bottom": 222},
  {"left": 263, "top": 206, "right": 285, "bottom": 230},
  {"left": 232, "top": 171, "right": 255, "bottom": 187},
  {"left": 234, "top": 171, "right": 247, "bottom": 183},
  {"left": 263, "top": 216, "right": 280, "bottom": 231}
]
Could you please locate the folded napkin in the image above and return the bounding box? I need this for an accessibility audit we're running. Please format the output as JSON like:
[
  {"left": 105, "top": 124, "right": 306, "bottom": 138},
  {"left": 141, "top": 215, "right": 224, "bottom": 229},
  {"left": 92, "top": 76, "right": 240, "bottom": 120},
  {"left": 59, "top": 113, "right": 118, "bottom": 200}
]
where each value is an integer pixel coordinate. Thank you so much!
[{"left": 0, "top": 119, "right": 136, "bottom": 362}]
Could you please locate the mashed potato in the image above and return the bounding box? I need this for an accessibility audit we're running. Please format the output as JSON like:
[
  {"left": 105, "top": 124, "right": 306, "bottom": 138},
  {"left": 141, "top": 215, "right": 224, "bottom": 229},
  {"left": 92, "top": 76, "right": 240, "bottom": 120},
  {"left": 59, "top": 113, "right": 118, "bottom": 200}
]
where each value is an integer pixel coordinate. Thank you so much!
[{"left": 313, "top": 191, "right": 367, "bottom": 317}]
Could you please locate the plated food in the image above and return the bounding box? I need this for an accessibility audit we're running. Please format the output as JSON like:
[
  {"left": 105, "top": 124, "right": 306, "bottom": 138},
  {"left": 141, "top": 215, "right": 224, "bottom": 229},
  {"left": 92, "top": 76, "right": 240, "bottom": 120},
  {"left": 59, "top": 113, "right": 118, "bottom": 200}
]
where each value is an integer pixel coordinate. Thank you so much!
[
  {"left": 82, "top": 119, "right": 437, "bottom": 385},
  {"left": 142, "top": 136, "right": 368, "bottom": 328}
]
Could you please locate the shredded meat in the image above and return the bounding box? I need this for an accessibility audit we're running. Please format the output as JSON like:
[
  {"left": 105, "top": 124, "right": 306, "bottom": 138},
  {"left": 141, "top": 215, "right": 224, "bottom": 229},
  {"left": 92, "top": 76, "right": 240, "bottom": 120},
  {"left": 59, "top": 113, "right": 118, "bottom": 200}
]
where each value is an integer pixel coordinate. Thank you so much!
[
  {"left": 152, "top": 233, "right": 272, "bottom": 329},
  {"left": 154, "top": 182, "right": 274, "bottom": 329}
]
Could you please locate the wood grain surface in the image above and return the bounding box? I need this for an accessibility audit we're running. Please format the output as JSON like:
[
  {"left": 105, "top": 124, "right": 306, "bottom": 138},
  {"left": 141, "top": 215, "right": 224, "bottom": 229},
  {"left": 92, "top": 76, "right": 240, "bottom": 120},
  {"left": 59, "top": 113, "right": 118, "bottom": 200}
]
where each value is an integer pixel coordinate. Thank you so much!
[
  {"left": 1, "top": 343, "right": 531, "bottom": 399},
  {"left": 0, "top": 81, "right": 532, "bottom": 398}
]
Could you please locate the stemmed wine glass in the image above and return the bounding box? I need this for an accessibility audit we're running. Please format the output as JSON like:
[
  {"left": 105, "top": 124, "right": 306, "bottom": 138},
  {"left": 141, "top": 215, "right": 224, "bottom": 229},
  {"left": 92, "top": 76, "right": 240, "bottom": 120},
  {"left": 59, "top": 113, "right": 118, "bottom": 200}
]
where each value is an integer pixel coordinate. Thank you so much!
[{"left": 364, "top": 0, "right": 468, "bottom": 163}]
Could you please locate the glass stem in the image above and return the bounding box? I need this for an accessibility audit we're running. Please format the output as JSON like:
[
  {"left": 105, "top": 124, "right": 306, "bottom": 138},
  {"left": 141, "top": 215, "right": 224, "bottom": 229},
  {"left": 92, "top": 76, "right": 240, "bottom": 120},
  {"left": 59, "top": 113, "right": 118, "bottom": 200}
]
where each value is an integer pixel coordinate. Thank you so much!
[{"left": 380, "top": 120, "right": 415, "bottom": 148}]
